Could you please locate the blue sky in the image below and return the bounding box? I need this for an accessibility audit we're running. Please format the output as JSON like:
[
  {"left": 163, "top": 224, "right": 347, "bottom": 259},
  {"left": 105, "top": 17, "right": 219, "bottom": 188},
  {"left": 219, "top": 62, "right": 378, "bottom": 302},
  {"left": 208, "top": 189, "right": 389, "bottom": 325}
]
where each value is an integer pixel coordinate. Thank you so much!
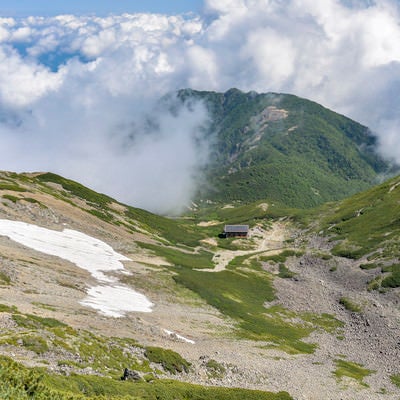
[{"left": 0, "top": 0, "right": 204, "bottom": 17}]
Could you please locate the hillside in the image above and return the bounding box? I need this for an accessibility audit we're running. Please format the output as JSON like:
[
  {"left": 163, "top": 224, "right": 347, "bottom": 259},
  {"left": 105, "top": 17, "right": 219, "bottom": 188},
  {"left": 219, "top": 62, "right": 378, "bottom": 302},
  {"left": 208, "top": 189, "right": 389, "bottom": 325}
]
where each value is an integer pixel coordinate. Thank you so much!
[
  {"left": 0, "top": 171, "right": 400, "bottom": 399},
  {"left": 175, "top": 88, "right": 392, "bottom": 208},
  {"left": 315, "top": 174, "right": 400, "bottom": 289}
]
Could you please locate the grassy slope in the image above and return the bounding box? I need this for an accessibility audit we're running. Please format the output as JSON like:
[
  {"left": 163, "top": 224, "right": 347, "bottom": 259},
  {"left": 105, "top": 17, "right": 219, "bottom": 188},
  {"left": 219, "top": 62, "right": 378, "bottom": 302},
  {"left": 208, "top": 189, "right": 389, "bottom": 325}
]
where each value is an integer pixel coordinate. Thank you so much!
[
  {"left": 0, "top": 172, "right": 300, "bottom": 398},
  {"left": 314, "top": 174, "right": 400, "bottom": 287},
  {"left": 0, "top": 172, "right": 344, "bottom": 353},
  {"left": 6, "top": 170, "right": 400, "bottom": 395},
  {"left": 0, "top": 299, "right": 342, "bottom": 398},
  {"left": 0, "top": 353, "right": 291, "bottom": 400},
  {"left": 177, "top": 88, "right": 390, "bottom": 208},
  {"left": 0, "top": 305, "right": 294, "bottom": 400},
  {"left": 35, "top": 172, "right": 207, "bottom": 247}
]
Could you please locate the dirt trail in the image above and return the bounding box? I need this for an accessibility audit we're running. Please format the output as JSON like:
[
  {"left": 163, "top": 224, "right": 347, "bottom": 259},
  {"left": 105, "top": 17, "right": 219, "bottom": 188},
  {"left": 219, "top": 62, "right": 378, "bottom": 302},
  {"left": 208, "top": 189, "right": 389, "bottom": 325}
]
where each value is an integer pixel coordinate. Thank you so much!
[{"left": 200, "top": 222, "right": 288, "bottom": 272}]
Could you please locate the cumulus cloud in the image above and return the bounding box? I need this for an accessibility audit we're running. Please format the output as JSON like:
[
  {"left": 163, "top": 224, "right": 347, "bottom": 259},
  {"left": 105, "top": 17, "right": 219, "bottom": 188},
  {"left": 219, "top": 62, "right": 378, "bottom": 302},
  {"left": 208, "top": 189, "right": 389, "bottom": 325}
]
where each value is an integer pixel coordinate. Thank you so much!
[{"left": 1, "top": 1, "right": 400, "bottom": 213}]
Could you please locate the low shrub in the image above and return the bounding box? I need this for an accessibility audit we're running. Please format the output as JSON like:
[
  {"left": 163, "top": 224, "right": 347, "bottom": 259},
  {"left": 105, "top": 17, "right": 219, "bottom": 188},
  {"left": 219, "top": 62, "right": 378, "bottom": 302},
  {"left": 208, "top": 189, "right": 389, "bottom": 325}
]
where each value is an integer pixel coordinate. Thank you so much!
[
  {"left": 359, "top": 263, "right": 379, "bottom": 270},
  {"left": 0, "top": 183, "right": 26, "bottom": 192},
  {"left": 145, "top": 347, "right": 191, "bottom": 374},
  {"left": 12, "top": 314, "right": 66, "bottom": 329},
  {"left": 333, "top": 359, "right": 374, "bottom": 386},
  {"left": 22, "top": 336, "right": 49, "bottom": 354},
  {"left": 339, "top": 297, "right": 361, "bottom": 313},
  {"left": 0, "top": 304, "right": 17, "bottom": 312},
  {"left": 390, "top": 374, "right": 400, "bottom": 388},
  {"left": 278, "top": 264, "right": 295, "bottom": 279},
  {"left": 381, "top": 264, "right": 400, "bottom": 288},
  {"left": 206, "top": 359, "right": 226, "bottom": 378},
  {"left": 0, "top": 271, "right": 11, "bottom": 285},
  {"left": 2, "top": 194, "right": 19, "bottom": 203}
]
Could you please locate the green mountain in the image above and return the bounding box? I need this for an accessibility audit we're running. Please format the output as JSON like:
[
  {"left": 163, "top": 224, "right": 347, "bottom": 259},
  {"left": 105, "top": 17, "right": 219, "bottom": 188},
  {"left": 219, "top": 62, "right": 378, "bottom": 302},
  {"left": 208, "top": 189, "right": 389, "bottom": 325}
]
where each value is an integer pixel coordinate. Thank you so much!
[{"left": 176, "top": 88, "right": 392, "bottom": 208}]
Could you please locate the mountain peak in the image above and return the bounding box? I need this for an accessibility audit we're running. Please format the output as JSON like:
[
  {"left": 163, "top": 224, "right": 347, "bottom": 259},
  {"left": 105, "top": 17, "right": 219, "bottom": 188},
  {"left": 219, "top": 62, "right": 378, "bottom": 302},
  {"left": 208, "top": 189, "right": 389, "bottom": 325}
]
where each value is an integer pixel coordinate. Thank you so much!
[{"left": 174, "top": 89, "right": 393, "bottom": 208}]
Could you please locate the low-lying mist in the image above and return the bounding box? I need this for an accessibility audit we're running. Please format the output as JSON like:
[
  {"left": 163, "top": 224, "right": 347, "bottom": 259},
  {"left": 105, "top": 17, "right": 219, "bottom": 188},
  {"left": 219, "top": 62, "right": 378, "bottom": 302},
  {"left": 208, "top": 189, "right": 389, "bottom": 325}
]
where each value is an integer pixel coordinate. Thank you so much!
[{"left": 1, "top": 90, "right": 212, "bottom": 215}]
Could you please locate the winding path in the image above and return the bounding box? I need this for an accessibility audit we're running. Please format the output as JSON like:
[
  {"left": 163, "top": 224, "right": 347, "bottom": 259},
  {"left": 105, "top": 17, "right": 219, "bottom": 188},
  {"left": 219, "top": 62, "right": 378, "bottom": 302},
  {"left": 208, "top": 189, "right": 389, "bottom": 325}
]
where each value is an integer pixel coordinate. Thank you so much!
[{"left": 199, "top": 222, "right": 288, "bottom": 272}]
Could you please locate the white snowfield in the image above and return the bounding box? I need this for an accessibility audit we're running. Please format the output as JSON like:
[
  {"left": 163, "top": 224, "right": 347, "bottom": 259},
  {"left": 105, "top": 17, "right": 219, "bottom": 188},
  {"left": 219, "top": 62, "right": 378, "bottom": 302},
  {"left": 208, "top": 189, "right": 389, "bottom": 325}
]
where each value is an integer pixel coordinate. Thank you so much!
[{"left": 0, "top": 219, "right": 153, "bottom": 317}]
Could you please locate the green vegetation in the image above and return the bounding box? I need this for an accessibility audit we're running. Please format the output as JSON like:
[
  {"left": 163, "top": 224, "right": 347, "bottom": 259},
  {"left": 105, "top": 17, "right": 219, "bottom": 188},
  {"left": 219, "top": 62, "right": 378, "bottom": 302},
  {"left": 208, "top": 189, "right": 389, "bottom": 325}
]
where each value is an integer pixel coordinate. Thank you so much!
[
  {"left": 333, "top": 359, "right": 374, "bottom": 386},
  {"left": 22, "top": 336, "right": 49, "bottom": 354},
  {"left": 178, "top": 89, "right": 390, "bottom": 209},
  {"left": 173, "top": 258, "right": 332, "bottom": 354},
  {"left": 126, "top": 206, "right": 206, "bottom": 247},
  {"left": 12, "top": 314, "right": 66, "bottom": 330},
  {"left": 2, "top": 309, "right": 150, "bottom": 378},
  {"left": 145, "top": 347, "right": 191, "bottom": 374},
  {"left": 316, "top": 175, "right": 400, "bottom": 289},
  {"left": 0, "top": 183, "right": 27, "bottom": 192},
  {"left": 134, "top": 240, "right": 341, "bottom": 354},
  {"left": 36, "top": 172, "right": 207, "bottom": 247},
  {"left": 278, "top": 264, "right": 295, "bottom": 279},
  {"left": 367, "top": 277, "right": 381, "bottom": 292},
  {"left": 195, "top": 200, "right": 291, "bottom": 225},
  {"left": 390, "top": 374, "right": 400, "bottom": 388},
  {"left": 339, "top": 297, "right": 362, "bottom": 313},
  {"left": 2, "top": 194, "right": 19, "bottom": 203},
  {"left": 359, "top": 262, "right": 379, "bottom": 270},
  {"left": 0, "top": 356, "right": 292, "bottom": 400},
  {"left": 260, "top": 250, "right": 302, "bottom": 264},
  {"left": 381, "top": 264, "right": 400, "bottom": 288},
  {"left": 0, "top": 305, "right": 295, "bottom": 398},
  {"left": 300, "top": 313, "right": 344, "bottom": 334},
  {"left": 37, "top": 173, "right": 114, "bottom": 207},
  {"left": 3, "top": 156, "right": 399, "bottom": 397},
  {"left": 48, "top": 374, "right": 294, "bottom": 400},
  {"left": 88, "top": 209, "right": 114, "bottom": 223},
  {"left": 0, "top": 271, "right": 11, "bottom": 285},
  {"left": 137, "top": 242, "right": 214, "bottom": 269},
  {"left": 319, "top": 176, "right": 400, "bottom": 258},
  {"left": 31, "top": 302, "right": 57, "bottom": 311},
  {"left": 0, "top": 303, "right": 17, "bottom": 312},
  {"left": 205, "top": 359, "right": 226, "bottom": 378},
  {"left": 21, "top": 197, "right": 41, "bottom": 205}
]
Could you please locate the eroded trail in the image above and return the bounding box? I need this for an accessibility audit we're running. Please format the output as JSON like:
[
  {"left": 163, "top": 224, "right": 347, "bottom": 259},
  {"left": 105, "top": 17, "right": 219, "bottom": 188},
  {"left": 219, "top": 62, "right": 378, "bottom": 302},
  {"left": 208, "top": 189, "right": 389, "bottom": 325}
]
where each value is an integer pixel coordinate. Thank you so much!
[{"left": 200, "top": 221, "right": 289, "bottom": 272}]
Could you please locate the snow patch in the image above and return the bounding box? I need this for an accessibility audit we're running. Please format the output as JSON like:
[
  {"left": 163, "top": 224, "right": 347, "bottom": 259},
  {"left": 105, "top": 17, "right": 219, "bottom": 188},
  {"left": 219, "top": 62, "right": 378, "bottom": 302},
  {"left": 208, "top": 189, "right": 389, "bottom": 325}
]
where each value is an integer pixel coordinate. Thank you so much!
[
  {"left": 0, "top": 219, "right": 153, "bottom": 316},
  {"left": 163, "top": 329, "right": 195, "bottom": 344},
  {"left": 81, "top": 285, "right": 153, "bottom": 318}
]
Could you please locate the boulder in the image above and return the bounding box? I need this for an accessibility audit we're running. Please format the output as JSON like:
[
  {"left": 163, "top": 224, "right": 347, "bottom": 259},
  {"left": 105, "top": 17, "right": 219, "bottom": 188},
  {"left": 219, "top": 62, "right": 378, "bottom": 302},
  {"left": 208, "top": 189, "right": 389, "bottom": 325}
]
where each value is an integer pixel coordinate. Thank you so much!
[{"left": 121, "top": 368, "right": 142, "bottom": 381}]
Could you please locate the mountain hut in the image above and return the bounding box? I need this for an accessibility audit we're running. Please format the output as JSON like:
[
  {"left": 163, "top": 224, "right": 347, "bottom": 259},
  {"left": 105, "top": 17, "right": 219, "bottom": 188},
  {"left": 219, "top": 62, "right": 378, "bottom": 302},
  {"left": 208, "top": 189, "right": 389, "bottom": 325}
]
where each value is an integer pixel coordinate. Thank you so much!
[{"left": 223, "top": 225, "right": 249, "bottom": 238}]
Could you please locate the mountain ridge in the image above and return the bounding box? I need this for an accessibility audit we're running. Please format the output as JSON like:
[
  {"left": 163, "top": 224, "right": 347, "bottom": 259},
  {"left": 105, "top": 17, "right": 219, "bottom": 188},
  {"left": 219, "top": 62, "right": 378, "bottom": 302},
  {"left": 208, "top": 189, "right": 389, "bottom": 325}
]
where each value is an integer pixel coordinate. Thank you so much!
[{"left": 174, "top": 88, "right": 393, "bottom": 208}]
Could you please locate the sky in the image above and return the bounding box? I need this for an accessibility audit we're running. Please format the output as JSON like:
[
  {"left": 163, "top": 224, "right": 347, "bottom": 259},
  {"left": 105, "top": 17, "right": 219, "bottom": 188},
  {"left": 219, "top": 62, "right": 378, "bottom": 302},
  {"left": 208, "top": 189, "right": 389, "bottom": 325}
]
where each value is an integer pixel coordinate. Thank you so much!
[
  {"left": 0, "top": 0, "right": 400, "bottom": 214},
  {"left": 0, "top": 0, "right": 204, "bottom": 17}
]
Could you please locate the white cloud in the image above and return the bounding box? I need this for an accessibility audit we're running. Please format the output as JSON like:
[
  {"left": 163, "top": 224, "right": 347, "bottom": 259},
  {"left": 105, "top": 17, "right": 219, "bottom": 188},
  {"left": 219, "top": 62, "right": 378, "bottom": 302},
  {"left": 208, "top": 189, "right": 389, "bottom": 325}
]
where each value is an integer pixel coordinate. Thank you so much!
[
  {"left": 12, "top": 26, "right": 33, "bottom": 41},
  {"left": 81, "top": 28, "right": 117, "bottom": 57},
  {"left": 186, "top": 45, "right": 218, "bottom": 88},
  {"left": 0, "top": 46, "right": 64, "bottom": 106},
  {"left": 0, "top": 1, "right": 400, "bottom": 213},
  {"left": 241, "top": 28, "right": 296, "bottom": 87}
]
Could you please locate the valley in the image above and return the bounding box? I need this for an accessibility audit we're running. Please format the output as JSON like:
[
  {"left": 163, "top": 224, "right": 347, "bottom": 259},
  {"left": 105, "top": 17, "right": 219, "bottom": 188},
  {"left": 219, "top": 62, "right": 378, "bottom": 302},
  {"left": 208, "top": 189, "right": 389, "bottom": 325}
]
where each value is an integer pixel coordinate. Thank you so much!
[{"left": 0, "top": 171, "right": 399, "bottom": 399}]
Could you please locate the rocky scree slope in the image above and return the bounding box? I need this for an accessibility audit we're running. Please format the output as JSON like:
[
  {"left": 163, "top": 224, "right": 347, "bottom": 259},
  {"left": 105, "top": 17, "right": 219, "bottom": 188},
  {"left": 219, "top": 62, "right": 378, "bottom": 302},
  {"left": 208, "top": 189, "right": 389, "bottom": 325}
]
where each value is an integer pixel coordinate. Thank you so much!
[{"left": 0, "top": 172, "right": 399, "bottom": 399}]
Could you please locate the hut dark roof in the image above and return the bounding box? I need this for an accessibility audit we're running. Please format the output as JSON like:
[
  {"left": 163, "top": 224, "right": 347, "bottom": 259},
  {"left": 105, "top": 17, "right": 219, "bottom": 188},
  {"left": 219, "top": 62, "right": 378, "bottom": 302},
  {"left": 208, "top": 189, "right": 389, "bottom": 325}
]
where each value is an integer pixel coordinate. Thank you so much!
[{"left": 224, "top": 225, "right": 249, "bottom": 233}]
